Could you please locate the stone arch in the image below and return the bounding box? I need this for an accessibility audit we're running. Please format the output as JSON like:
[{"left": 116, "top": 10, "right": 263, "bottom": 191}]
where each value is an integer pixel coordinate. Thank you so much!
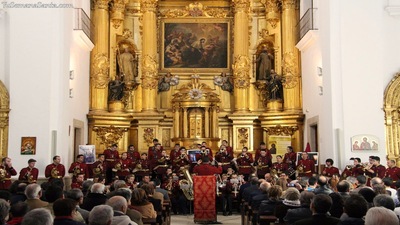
[
  {"left": 384, "top": 72, "right": 400, "bottom": 163},
  {"left": 0, "top": 80, "right": 10, "bottom": 158}
]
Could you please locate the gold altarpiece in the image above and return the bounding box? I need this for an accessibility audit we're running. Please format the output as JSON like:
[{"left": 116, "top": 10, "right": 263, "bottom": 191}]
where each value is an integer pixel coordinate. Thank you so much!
[
  {"left": 384, "top": 72, "right": 400, "bottom": 165},
  {"left": 88, "top": 0, "right": 305, "bottom": 155}
]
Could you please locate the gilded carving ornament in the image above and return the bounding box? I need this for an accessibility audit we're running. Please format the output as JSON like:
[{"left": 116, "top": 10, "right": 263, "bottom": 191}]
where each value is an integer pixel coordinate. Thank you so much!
[
  {"left": 91, "top": 53, "right": 110, "bottom": 89},
  {"left": 232, "top": 0, "right": 250, "bottom": 13},
  {"left": 265, "top": 125, "right": 298, "bottom": 136},
  {"left": 93, "top": 125, "right": 128, "bottom": 147},
  {"left": 160, "top": 3, "right": 229, "bottom": 18},
  {"left": 282, "top": 52, "right": 298, "bottom": 89},
  {"left": 261, "top": 0, "right": 280, "bottom": 28},
  {"left": 141, "top": 55, "right": 158, "bottom": 89},
  {"left": 93, "top": 0, "right": 110, "bottom": 10},
  {"left": 140, "top": 0, "right": 157, "bottom": 12},
  {"left": 172, "top": 75, "right": 220, "bottom": 102},
  {"left": 143, "top": 128, "right": 155, "bottom": 147},
  {"left": 232, "top": 55, "right": 251, "bottom": 88},
  {"left": 237, "top": 128, "right": 249, "bottom": 147},
  {"left": 122, "top": 29, "right": 133, "bottom": 39}
]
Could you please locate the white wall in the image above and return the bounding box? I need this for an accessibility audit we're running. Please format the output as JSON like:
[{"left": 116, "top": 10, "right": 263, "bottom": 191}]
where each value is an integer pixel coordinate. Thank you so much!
[
  {"left": 4, "top": 0, "right": 90, "bottom": 177},
  {"left": 300, "top": 0, "right": 400, "bottom": 169}
]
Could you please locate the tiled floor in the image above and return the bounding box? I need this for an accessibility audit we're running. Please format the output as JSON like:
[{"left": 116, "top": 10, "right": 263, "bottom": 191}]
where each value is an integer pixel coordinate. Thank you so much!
[{"left": 170, "top": 213, "right": 241, "bottom": 225}]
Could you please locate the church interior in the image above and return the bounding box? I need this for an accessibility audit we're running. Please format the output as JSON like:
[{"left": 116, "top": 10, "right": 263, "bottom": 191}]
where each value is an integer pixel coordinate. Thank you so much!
[{"left": 1, "top": 0, "right": 400, "bottom": 223}]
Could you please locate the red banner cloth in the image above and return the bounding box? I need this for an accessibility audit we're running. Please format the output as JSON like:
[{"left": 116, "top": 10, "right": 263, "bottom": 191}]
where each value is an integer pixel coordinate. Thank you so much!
[{"left": 193, "top": 175, "right": 217, "bottom": 223}]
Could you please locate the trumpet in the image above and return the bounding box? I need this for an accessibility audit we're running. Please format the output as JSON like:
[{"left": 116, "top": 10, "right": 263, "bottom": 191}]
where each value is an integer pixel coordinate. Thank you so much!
[
  {"left": 362, "top": 162, "right": 372, "bottom": 171},
  {"left": 345, "top": 165, "right": 354, "bottom": 170},
  {"left": 180, "top": 153, "right": 187, "bottom": 159}
]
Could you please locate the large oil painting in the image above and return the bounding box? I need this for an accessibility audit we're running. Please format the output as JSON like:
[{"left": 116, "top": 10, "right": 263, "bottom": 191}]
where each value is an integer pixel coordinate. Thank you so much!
[{"left": 162, "top": 20, "right": 229, "bottom": 70}]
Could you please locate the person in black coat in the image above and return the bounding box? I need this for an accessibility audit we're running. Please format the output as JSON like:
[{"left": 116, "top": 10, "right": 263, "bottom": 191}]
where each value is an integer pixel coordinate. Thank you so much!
[
  {"left": 294, "top": 194, "right": 340, "bottom": 225},
  {"left": 284, "top": 191, "right": 314, "bottom": 225},
  {"left": 81, "top": 183, "right": 107, "bottom": 211},
  {"left": 338, "top": 194, "right": 368, "bottom": 225},
  {"left": 53, "top": 199, "right": 85, "bottom": 225}
]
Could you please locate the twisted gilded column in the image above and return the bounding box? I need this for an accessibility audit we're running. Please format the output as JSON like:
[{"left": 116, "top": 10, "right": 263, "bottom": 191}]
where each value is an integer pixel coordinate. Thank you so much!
[
  {"left": 281, "top": 0, "right": 301, "bottom": 112},
  {"left": 90, "top": 0, "right": 111, "bottom": 112},
  {"left": 232, "top": 0, "right": 250, "bottom": 112},
  {"left": 140, "top": 0, "right": 158, "bottom": 112}
]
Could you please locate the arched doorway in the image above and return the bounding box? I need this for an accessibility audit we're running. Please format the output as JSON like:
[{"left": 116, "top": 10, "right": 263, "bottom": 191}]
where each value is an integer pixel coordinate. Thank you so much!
[
  {"left": 0, "top": 81, "right": 10, "bottom": 158},
  {"left": 384, "top": 72, "right": 400, "bottom": 164}
]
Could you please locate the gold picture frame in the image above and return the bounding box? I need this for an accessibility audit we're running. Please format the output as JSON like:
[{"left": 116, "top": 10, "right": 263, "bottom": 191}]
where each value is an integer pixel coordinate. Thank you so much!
[
  {"left": 21, "top": 137, "right": 36, "bottom": 155},
  {"left": 161, "top": 18, "right": 231, "bottom": 72}
]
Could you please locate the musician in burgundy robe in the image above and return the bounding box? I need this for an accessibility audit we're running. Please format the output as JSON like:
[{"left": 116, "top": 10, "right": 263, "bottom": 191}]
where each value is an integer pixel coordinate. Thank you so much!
[
  {"left": 236, "top": 147, "right": 254, "bottom": 180},
  {"left": 0, "top": 157, "right": 17, "bottom": 190},
  {"left": 322, "top": 158, "right": 340, "bottom": 177},
  {"left": 45, "top": 155, "right": 66, "bottom": 182},
  {"left": 193, "top": 156, "right": 222, "bottom": 175},
  {"left": 18, "top": 158, "right": 39, "bottom": 184},
  {"left": 283, "top": 146, "right": 297, "bottom": 169},
  {"left": 103, "top": 144, "right": 120, "bottom": 183},
  {"left": 113, "top": 152, "right": 132, "bottom": 181},
  {"left": 386, "top": 159, "right": 400, "bottom": 184},
  {"left": 92, "top": 154, "right": 107, "bottom": 181},
  {"left": 215, "top": 146, "right": 233, "bottom": 173},
  {"left": 271, "top": 155, "right": 288, "bottom": 176},
  {"left": 68, "top": 154, "right": 88, "bottom": 182},
  {"left": 127, "top": 144, "right": 140, "bottom": 161},
  {"left": 297, "top": 152, "right": 315, "bottom": 177},
  {"left": 255, "top": 149, "right": 272, "bottom": 179}
]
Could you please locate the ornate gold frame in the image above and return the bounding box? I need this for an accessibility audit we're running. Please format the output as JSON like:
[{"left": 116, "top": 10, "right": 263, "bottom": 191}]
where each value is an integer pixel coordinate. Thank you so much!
[{"left": 160, "top": 18, "right": 231, "bottom": 72}]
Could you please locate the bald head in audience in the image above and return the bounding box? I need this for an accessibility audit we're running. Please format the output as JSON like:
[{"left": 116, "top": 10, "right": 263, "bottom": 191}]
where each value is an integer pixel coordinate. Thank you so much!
[
  {"left": 89, "top": 205, "right": 113, "bottom": 225},
  {"left": 21, "top": 208, "right": 52, "bottom": 225},
  {"left": 365, "top": 207, "right": 398, "bottom": 225}
]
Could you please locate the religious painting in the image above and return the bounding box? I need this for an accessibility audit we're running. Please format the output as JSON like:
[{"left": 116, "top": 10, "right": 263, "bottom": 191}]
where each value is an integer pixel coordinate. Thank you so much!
[
  {"left": 351, "top": 134, "right": 379, "bottom": 151},
  {"left": 21, "top": 137, "right": 36, "bottom": 155},
  {"left": 79, "top": 145, "right": 96, "bottom": 164},
  {"left": 161, "top": 19, "right": 230, "bottom": 71}
]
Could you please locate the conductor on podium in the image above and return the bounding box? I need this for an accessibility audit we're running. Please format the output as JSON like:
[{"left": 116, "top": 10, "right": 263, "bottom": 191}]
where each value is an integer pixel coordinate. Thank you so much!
[{"left": 193, "top": 157, "right": 222, "bottom": 176}]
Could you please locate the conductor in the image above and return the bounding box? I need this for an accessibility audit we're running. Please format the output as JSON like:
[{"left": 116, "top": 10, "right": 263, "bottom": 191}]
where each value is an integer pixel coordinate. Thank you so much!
[{"left": 193, "top": 156, "right": 223, "bottom": 176}]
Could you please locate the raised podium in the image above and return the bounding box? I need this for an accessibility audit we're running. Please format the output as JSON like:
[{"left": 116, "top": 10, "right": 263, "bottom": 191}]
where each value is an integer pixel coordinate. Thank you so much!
[{"left": 193, "top": 175, "right": 217, "bottom": 223}]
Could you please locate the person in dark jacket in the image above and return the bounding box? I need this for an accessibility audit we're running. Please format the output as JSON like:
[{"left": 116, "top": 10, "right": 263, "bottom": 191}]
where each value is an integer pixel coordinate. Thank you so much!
[
  {"left": 53, "top": 198, "right": 85, "bottom": 225},
  {"left": 338, "top": 194, "right": 368, "bottom": 225},
  {"left": 81, "top": 183, "right": 107, "bottom": 211},
  {"left": 294, "top": 194, "right": 340, "bottom": 225},
  {"left": 284, "top": 191, "right": 314, "bottom": 225}
]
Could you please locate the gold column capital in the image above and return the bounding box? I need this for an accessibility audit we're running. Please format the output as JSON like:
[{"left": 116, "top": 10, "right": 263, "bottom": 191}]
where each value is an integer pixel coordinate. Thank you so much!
[
  {"left": 91, "top": 53, "right": 110, "bottom": 89},
  {"left": 141, "top": 55, "right": 158, "bottom": 89},
  {"left": 93, "top": 0, "right": 111, "bottom": 10},
  {"left": 232, "top": 55, "right": 251, "bottom": 89},
  {"left": 111, "top": 0, "right": 129, "bottom": 29},
  {"left": 281, "top": 0, "right": 297, "bottom": 11},
  {"left": 261, "top": 0, "right": 281, "bottom": 28},
  {"left": 140, "top": 0, "right": 158, "bottom": 12},
  {"left": 232, "top": 0, "right": 250, "bottom": 13}
]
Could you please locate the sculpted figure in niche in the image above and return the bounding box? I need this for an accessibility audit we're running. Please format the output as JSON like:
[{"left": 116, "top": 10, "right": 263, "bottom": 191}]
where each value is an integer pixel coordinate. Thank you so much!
[
  {"left": 267, "top": 70, "right": 283, "bottom": 101},
  {"left": 158, "top": 72, "right": 179, "bottom": 93},
  {"left": 108, "top": 74, "right": 125, "bottom": 101},
  {"left": 117, "top": 47, "right": 138, "bottom": 82},
  {"left": 256, "top": 45, "right": 274, "bottom": 81}
]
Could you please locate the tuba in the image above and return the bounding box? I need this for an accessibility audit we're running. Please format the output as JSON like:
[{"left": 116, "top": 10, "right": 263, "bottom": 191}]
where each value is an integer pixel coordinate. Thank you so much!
[
  {"left": 0, "top": 168, "right": 6, "bottom": 181},
  {"left": 73, "top": 166, "right": 81, "bottom": 177},
  {"left": 132, "top": 161, "right": 142, "bottom": 173},
  {"left": 93, "top": 163, "right": 103, "bottom": 175},
  {"left": 179, "top": 168, "right": 194, "bottom": 200},
  {"left": 270, "top": 168, "right": 279, "bottom": 179}
]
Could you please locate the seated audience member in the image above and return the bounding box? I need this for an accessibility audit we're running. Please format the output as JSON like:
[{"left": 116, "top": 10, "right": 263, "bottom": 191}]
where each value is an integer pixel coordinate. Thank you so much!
[
  {"left": 358, "top": 188, "right": 376, "bottom": 208},
  {"left": 81, "top": 183, "right": 107, "bottom": 211},
  {"left": 82, "top": 180, "right": 94, "bottom": 196},
  {"left": 8, "top": 201, "right": 28, "bottom": 225},
  {"left": 365, "top": 207, "right": 399, "bottom": 225},
  {"left": 65, "top": 189, "right": 90, "bottom": 223},
  {"left": 141, "top": 184, "right": 162, "bottom": 211},
  {"left": 21, "top": 208, "right": 53, "bottom": 225},
  {"left": 328, "top": 192, "right": 344, "bottom": 218},
  {"left": 106, "top": 196, "right": 138, "bottom": 225},
  {"left": 9, "top": 182, "right": 27, "bottom": 205},
  {"left": 53, "top": 198, "right": 85, "bottom": 225},
  {"left": 284, "top": 191, "right": 314, "bottom": 225},
  {"left": 275, "top": 187, "right": 301, "bottom": 222},
  {"left": 24, "top": 184, "right": 48, "bottom": 211},
  {"left": 336, "top": 180, "right": 351, "bottom": 201},
  {"left": 242, "top": 177, "right": 260, "bottom": 203},
  {"left": 0, "top": 199, "right": 9, "bottom": 225},
  {"left": 130, "top": 188, "right": 156, "bottom": 219},
  {"left": 110, "top": 188, "right": 143, "bottom": 225},
  {"left": 373, "top": 194, "right": 395, "bottom": 210},
  {"left": 382, "top": 177, "right": 397, "bottom": 198},
  {"left": 394, "top": 189, "right": 400, "bottom": 217},
  {"left": 313, "top": 176, "right": 333, "bottom": 195},
  {"left": 0, "top": 190, "right": 11, "bottom": 203},
  {"left": 43, "top": 185, "right": 64, "bottom": 215},
  {"left": 259, "top": 185, "right": 283, "bottom": 216},
  {"left": 305, "top": 176, "right": 317, "bottom": 192},
  {"left": 351, "top": 175, "right": 367, "bottom": 193},
  {"left": 153, "top": 179, "right": 169, "bottom": 201},
  {"left": 294, "top": 194, "right": 340, "bottom": 225},
  {"left": 338, "top": 194, "right": 368, "bottom": 225},
  {"left": 251, "top": 181, "right": 270, "bottom": 211},
  {"left": 88, "top": 205, "right": 114, "bottom": 225}
]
